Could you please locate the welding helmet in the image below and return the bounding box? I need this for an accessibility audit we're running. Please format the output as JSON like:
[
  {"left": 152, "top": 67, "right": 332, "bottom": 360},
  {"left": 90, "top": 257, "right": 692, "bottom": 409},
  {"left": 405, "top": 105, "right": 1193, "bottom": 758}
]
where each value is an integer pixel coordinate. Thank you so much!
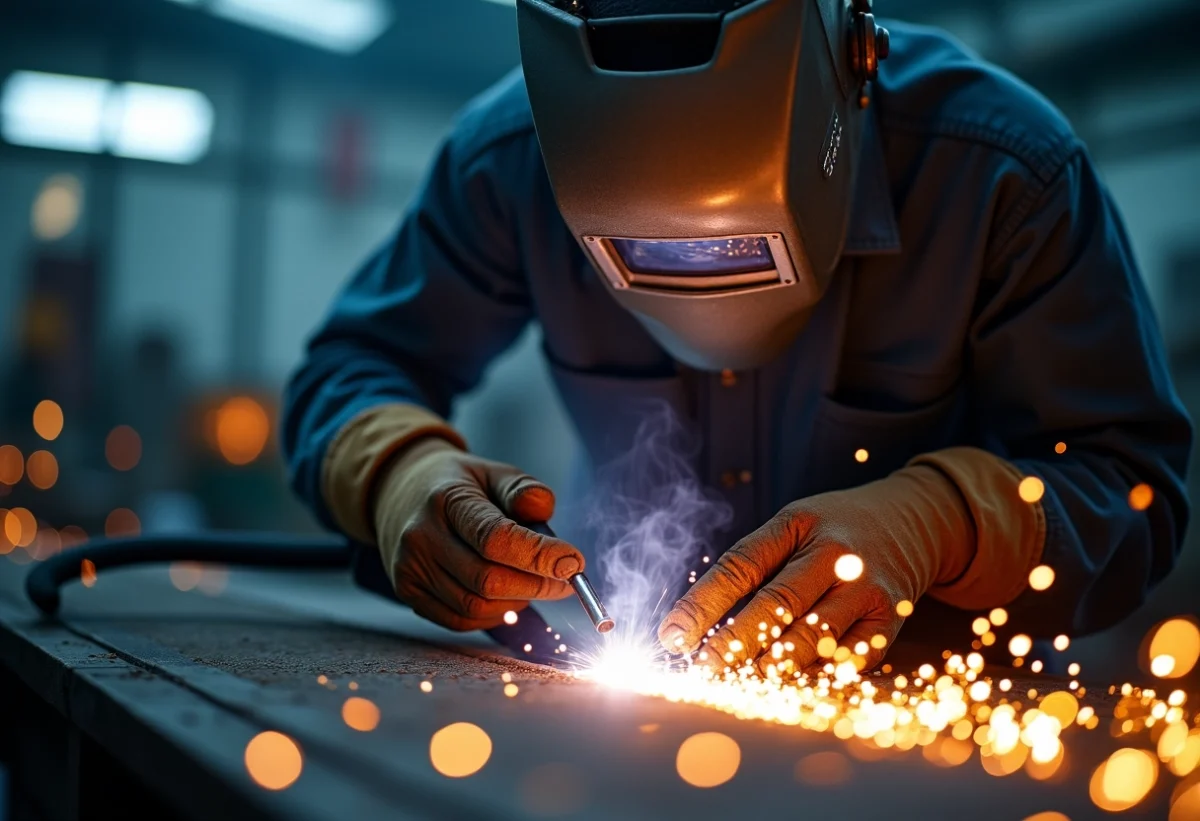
[{"left": 516, "top": 0, "right": 889, "bottom": 370}]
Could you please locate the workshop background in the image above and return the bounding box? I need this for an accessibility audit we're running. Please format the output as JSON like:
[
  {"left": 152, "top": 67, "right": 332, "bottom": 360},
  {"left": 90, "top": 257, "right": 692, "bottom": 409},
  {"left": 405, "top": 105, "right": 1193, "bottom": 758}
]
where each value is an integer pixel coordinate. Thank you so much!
[{"left": 1, "top": 0, "right": 1198, "bottom": 812}]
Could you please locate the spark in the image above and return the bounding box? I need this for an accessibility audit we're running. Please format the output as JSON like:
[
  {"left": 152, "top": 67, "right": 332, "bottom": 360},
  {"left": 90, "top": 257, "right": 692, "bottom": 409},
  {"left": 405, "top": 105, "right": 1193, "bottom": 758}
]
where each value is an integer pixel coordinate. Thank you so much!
[
  {"left": 834, "top": 554, "right": 864, "bottom": 582},
  {"left": 1018, "top": 476, "right": 1045, "bottom": 503},
  {"left": 1028, "top": 565, "right": 1055, "bottom": 591}
]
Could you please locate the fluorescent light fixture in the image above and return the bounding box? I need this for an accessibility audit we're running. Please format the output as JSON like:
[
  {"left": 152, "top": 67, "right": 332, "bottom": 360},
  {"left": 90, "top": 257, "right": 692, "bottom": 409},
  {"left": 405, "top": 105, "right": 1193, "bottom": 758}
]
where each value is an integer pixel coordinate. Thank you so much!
[
  {"left": 1, "top": 71, "right": 110, "bottom": 153},
  {"left": 208, "top": 0, "right": 392, "bottom": 54},
  {"left": 1, "top": 70, "right": 214, "bottom": 164},
  {"left": 105, "top": 82, "right": 214, "bottom": 163}
]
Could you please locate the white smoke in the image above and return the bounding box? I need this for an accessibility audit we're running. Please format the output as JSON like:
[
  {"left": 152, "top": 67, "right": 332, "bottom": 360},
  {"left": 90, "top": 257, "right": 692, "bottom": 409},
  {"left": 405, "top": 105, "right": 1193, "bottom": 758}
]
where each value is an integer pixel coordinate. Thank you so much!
[{"left": 585, "top": 401, "right": 733, "bottom": 642}]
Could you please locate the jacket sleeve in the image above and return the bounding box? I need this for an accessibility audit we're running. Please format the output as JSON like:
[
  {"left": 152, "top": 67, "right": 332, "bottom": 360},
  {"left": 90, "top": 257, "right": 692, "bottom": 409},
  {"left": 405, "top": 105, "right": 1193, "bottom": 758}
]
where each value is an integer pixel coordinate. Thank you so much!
[
  {"left": 282, "top": 127, "right": 533, "bottom": 532},
  {"left": 969, "top": 148, "right": 1192, "bottom": 637}
]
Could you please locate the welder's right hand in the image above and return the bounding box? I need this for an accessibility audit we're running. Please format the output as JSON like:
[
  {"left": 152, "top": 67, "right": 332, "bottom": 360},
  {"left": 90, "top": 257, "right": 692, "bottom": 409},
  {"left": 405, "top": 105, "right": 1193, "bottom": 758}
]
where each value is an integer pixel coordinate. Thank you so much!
[{"left": 370, "top": 437, "right": 584, "bottom": 631}]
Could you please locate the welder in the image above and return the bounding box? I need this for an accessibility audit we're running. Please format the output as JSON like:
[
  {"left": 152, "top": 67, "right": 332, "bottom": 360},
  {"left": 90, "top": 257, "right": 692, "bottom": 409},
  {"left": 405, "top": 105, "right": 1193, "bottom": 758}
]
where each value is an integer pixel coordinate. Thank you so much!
[{"left": 282, "top": 0, "right": 1192, "bottom": 670}]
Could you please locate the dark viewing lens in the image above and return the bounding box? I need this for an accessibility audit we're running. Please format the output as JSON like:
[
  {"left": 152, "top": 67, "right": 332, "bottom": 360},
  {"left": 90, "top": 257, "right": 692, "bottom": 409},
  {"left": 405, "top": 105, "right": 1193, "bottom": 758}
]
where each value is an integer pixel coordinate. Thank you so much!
[{"left": 610, "top": 236, "right": 775, "bottom": 276}]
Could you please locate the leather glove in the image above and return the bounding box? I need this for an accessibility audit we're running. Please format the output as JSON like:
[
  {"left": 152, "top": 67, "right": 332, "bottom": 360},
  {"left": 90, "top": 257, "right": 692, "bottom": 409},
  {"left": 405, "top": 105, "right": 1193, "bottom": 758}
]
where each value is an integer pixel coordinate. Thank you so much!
[
  {"left": 322, "top": 403, "right": 585, "bottom": 631},
  {"left": 658, "top": 448, "right": 1044, "bottom": 673},
  {"left": 370, "top": 437, "right": 585, "bottom": 631}
]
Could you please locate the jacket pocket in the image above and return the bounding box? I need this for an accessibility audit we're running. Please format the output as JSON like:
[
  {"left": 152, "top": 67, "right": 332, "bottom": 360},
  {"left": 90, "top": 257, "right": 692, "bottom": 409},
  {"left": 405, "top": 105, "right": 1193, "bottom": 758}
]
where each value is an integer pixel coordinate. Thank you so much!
[{"left": 800, "top": 388, "right": 962, "bottom": 497}]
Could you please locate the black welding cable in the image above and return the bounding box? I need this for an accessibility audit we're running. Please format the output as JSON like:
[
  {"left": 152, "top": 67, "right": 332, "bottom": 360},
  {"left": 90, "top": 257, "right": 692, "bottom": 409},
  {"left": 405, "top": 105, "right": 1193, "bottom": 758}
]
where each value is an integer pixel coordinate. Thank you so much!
[{"left": 23, "top": 534, "right": 563, "bottom": 662}]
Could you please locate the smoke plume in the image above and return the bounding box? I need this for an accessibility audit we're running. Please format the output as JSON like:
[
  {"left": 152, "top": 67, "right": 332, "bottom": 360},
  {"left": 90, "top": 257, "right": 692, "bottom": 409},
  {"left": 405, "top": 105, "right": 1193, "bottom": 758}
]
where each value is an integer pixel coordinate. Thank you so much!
[{"left": 585, "top": 400, "right": 732, "bottom": 641}]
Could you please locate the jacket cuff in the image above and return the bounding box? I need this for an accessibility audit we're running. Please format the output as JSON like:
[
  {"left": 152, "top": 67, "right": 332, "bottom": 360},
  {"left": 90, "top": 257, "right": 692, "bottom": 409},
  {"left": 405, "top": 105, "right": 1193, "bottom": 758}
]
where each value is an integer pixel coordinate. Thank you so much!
[
  {"left": 321, "top": 403, "right": 467, "bottom": 544},
  {"left": 912, "top": 446, "right": 1047, "bottom": 610}
]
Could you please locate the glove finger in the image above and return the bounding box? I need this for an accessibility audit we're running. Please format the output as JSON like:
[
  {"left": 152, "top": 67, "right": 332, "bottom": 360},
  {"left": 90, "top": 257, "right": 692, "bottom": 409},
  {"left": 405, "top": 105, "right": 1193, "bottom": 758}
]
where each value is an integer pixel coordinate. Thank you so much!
[
  {"left": 778, "top": 584, "right": 875, "bottom": 671},
  {"left": 700, "top": 552, "right": 829, "bottom": 668},
  {"left": 658, "top": 512, "right": 805, "bottom": 653},
  {"left": 393, "top": 576, "right": 507, "bottom": 633},
  {"left": 442, "top": 479, "right": 583, "bottom": 580},
  {"left": 487, "top": 462, "right": 556, "bottom": 523},
  {"left": 420, "top": 557, "right": 542, "bottom": 622},
  {"left": 434, "top": 532, "right": 574, "bottom": 601}
]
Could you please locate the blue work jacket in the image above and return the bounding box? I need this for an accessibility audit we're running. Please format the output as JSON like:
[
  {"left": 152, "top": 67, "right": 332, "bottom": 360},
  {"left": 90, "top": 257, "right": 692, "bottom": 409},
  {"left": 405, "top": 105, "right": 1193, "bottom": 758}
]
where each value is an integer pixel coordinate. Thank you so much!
[{"left": 283, "top": 21, "right": 1192, "bottom": 639}]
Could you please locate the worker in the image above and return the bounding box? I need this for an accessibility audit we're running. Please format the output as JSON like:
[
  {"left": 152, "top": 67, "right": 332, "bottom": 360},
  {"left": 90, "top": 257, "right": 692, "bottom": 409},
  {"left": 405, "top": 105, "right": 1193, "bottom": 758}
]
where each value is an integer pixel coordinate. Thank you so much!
[{"left": 282, "top": 0, "right": 1191, "bottom": 670}]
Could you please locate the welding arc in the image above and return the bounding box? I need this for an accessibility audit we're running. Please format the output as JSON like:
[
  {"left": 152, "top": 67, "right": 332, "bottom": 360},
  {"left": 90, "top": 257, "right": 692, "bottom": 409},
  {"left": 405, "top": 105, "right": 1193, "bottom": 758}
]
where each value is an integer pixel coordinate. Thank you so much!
[{"left": 22, "top": 533, "right": 563, "bottom": 662}]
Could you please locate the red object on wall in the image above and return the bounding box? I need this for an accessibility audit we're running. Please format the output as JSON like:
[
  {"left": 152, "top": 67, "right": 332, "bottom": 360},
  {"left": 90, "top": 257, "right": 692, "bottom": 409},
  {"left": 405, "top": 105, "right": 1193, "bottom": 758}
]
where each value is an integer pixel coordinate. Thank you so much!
[{"left": 328, "top": 111, "right": 366, "bottom": 202}]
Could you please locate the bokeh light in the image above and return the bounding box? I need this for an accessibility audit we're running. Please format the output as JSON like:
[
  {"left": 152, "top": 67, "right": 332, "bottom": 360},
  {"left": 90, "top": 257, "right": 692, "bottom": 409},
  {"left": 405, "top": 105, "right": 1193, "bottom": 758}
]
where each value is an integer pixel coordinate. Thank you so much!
[
  {"left": 32, "top": 528, "right": 62, "bottom": 560},
  {"left": 1009, "top": 634, "right": 1033, "bottom": 657},
  {"left": 1040, "top": 692, "right": 1079, "bottom": 728},
  {"left": 896, "top": 600, "right": 914, "bottom": 617},
  {"left": 80, "top": 558, "right": 97, "bottom": 587},
  {"left": 5, "top": 508, "right": 36, "bottom": 548},
  {"left": 834, "top": 554, "right": 864, "bottom": 582},
  {"left": 1029, "top": 565, "right": 1056, "bottom": 591},
  {"left": 214, "top": 397, "right": 271, "bottom": 465},
  {"left": 854, "top": 448, "right": 869, "bottom": 463},
  {"left": 341, "top": 697, "right": 380, "bottom": 732},
  {"left": 244, "top": 731, "right": 303, "bottom": 790},
  {"left": 1128, "top": 483, "right": 1154, "bottom": 511},
  {"left": 105, "top": 425, "right": 142, "bottom": 471},
  {"left": 1054, "top": 442, "right": 1067, "bottom": 455},
  {"left": 1091, "top": 748, "right": 1158, "bottom": 812},
  {"left": 1022, "top": 813, "right": 1069, "bottom": 821},
  {"left": 32, "top": 400, "right": 64, "bottom": 440},
  {"left": 1148, "top": 618, "right": 1200, "bottom": 679},
  {"left": 429, "top": 723, "right": 492, "bottom": 778},
  {"left": 26, "top": 450, "right": 59, "bottom": 490},
  {"left": 31, "top": 174, "right": 83, "bottom": 240},
  {"left": 1053, "top": 635, "right": 1070, "bottom": 652},
  {"left": 503, "top": 610, "right": 518, "bottom": 625},
  {"left": 170, "top": 562, "right": 203, "bottom": 591},
  {"left": 0, "top": 445, "right": 24, "bottom": 485},
  {"left": 105, "top": 508, "right": 141, "bottom": 538},
  {"left": 1171, "top": 780, "right": 1200, "bottom": 821},
  {"left": 676, "top": 732, "right": 740, "bottom": 788},
  {"left": 1168, "top": 731, "right": 1200, "bottom": 777},
  {"left": 794, "top": 751, "right": 852, "bottom": 786},
  {"left": 59, "top": 525, "right": 87, "bottom": 548},
  {"left": 1018, "top": 476, "right": 1045, "bottom": 503}
]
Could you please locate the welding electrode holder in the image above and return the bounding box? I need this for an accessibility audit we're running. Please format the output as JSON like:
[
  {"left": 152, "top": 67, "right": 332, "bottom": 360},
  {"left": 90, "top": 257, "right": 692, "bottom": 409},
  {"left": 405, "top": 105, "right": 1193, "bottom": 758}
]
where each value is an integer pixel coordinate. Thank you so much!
[{"left": 527, "top": 521, "right": 615, "bottom": 634}]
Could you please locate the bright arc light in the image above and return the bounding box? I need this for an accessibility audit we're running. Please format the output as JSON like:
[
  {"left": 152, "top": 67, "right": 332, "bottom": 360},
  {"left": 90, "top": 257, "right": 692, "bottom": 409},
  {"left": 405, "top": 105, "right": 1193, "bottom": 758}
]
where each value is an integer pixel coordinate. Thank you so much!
[
  {"left": 104, "top": 82, "right": 213, "bottom": 163},
  {"left": 2, "top": 71, "right": 213, "bottom": 164},
  {"left": 209, "top": 0, "right": 392, "bottom": 54},
  {"left": 2, "top": 71, "right": 109, "bottom": 153}
]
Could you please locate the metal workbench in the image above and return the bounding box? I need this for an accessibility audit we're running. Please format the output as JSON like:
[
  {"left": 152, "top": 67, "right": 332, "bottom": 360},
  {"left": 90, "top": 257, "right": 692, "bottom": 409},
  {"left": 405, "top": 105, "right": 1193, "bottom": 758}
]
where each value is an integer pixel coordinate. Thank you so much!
[{"left": 0, "top": 557, "right": 1175, "bottom": 820}]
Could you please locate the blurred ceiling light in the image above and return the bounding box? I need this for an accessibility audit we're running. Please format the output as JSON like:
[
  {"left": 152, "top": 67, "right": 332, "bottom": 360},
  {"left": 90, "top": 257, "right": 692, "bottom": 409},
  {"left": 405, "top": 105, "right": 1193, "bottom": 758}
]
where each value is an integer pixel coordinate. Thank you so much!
[
  {"left": 1, "top": 71, "right": 213, "bottom": 164},
  {"left": 2, "top": 71, "right": 109, "bottom": 153},
  {"left": 32, "top": 176, "right": 83, "bottom": 241},
  {"left": 105, "top": 83, "right": 214, "bottom": 164},
  {"left": 207, "top": 0, "right": 392, "bottom": 54}
]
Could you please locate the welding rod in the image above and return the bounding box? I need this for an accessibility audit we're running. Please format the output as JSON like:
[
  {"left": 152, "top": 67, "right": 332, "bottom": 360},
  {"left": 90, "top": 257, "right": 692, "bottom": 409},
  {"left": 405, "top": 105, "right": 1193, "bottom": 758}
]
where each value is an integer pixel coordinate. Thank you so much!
[{"left": 529, "top": 521, "right": 615, "bottom": 634}]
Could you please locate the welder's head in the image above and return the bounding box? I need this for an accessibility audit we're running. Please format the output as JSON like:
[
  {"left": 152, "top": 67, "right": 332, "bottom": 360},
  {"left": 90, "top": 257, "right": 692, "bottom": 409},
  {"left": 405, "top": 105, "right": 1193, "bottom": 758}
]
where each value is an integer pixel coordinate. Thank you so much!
[{"left": 517, "top": 0, "right": 889, "bottom": 370}]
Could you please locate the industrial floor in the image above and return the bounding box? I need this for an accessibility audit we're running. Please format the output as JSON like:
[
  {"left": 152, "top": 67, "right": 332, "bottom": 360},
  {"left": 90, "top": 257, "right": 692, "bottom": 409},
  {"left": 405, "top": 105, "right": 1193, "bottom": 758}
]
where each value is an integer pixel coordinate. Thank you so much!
[{"left": 0, "top": 555, "right": 1179, "bottom": 820}]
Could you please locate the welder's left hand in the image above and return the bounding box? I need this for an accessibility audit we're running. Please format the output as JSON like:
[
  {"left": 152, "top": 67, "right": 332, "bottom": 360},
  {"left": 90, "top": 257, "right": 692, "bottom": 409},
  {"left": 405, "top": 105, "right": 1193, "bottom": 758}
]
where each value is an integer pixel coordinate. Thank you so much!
[{"left": 657, "top": 454, "right": 1028, "bottom": 673}]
